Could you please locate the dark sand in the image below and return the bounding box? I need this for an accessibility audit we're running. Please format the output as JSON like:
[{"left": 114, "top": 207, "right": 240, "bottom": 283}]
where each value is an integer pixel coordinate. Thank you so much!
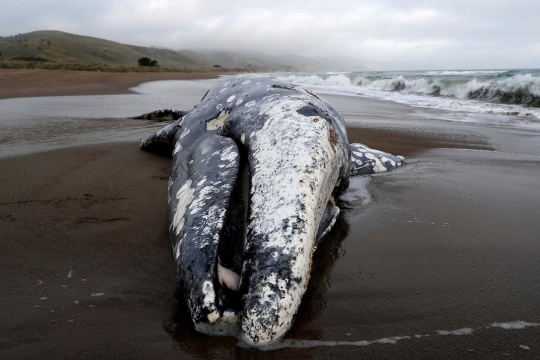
[
  {"left": 1, "top": 76, "right": 540, "bottom": 359},
  {"left": 0, "top": 143, "right": 177, "bottom": 358}
]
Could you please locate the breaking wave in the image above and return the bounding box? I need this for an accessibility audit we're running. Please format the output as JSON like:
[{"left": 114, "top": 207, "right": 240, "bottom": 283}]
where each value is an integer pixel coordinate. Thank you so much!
[{"left": 280, "top": 73, "right": 540, "bottom": 108}]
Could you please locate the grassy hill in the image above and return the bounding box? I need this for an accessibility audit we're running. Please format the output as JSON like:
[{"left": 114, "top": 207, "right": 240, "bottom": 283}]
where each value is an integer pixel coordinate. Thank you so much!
[
  {"left": 0, "top": 30, "right": 372, "bottom": 72},
  {"left": 0, "top": 30, "right": 206, "bottom": 68}
]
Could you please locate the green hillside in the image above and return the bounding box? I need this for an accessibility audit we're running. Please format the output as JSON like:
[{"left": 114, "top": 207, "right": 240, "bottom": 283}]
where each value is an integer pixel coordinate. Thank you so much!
[
  {"left": 0, "top": 30, "right": 206, "bottom": 68},
  {"left": 0, "top": 30, "right": 372, "bottom": 72}
]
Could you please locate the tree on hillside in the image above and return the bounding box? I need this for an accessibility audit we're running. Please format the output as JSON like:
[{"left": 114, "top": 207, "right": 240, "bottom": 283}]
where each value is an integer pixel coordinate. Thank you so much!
[{"left": 138, "top": 57, "right": 158, "bottom": 67}]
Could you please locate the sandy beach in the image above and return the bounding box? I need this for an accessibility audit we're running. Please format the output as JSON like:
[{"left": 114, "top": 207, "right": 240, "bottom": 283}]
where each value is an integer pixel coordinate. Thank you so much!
[
  {"left": 1, "top": 71, "right": 539, "bottom": 359},
  {"left": 0, "top": 69, "right": 225, "bottom": 100}
]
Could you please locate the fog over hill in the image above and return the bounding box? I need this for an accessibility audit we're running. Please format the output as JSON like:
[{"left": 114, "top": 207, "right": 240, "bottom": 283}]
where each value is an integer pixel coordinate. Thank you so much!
[
  {"left": 181, "top": 49, "right": 371, "bottom": 72},
  {"left": 0, "top": 30, "right": 372, "bottom": 72}
]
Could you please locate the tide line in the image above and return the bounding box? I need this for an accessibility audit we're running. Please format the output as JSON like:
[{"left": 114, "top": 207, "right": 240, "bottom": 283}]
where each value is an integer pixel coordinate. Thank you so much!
[{"left": 244, "top": 320, "right": 540, "bottom": 350}]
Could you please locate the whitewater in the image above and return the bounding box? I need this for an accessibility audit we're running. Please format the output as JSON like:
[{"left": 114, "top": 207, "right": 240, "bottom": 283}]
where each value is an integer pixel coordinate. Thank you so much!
[{"left": 278, "top": 69, "right": 540, "bottom": 129}]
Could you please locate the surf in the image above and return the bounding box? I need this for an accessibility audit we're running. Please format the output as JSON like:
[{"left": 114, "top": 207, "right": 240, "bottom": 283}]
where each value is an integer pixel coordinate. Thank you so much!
[{"left": 278, "top": 69, "right": 540, "bottom": 125}]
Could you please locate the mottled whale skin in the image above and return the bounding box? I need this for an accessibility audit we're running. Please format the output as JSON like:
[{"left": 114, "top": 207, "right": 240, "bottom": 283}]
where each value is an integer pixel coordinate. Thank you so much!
[{"left": 134, "top": 75, "right": 404, "bottom": 346}]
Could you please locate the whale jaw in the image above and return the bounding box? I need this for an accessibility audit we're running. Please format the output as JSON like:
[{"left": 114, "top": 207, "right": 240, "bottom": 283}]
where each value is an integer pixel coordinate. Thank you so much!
[{"left": 236, "top": 99, "right": 348, "bottom": 345}]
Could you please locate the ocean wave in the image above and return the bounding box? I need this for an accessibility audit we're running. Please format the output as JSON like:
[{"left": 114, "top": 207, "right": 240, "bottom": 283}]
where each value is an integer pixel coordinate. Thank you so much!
[
  {"left": 426, "top": 70, "right": 508, "bottom": 76},
  {"left": 279, "top": 73, "right": 540, "bottom": 108}
]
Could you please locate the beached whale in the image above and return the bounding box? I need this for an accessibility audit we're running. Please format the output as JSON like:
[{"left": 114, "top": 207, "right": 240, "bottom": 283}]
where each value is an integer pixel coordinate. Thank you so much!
[{"left": 132, "top": 75, "right": 404, "bottom": 346}]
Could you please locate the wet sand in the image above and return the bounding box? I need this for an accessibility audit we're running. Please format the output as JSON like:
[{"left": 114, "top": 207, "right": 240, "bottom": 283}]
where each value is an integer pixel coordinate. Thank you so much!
[
  {"left": 1, "top": 77, "right": 540, "bottom": 359},
  {"left": 0, "top": 69, "right": 225, "bottom": 100}
]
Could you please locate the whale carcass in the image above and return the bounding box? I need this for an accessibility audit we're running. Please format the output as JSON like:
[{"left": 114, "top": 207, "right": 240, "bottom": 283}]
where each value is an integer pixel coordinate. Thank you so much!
[{"left": 133, "top": 75, "right": 404, "bottom": 346}]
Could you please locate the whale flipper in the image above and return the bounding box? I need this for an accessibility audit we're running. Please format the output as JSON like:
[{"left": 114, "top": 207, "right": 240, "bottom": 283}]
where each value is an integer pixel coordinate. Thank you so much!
[
  {"left": 139, "top": 120, "right": 183, "bottom": 154},
  {"left": 130, "top": 109, "right": 188, "bottom": 121},
  {"left": 350, "top": 143, "right": 405, "bottom": 175}
]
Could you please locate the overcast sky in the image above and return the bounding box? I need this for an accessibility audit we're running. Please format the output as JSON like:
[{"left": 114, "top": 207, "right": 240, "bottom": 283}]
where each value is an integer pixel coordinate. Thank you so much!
[{"left": 1, "top": 0, "right": 538, "bottom": 70}]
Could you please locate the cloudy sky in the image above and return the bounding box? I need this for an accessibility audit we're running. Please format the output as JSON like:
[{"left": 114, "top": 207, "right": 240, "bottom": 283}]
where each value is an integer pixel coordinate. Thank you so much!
[{"left": 1, "top": 0, "right": 538, "bottom": 70}]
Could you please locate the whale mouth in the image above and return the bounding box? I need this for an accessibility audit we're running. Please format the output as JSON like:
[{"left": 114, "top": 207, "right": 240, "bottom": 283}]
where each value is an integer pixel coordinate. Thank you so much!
[
  {"left": 213, "top": 147, "right": 250, "bottom": 319},
  {"left": 192, "top": 144, "right": 343, "bottom": 342}
]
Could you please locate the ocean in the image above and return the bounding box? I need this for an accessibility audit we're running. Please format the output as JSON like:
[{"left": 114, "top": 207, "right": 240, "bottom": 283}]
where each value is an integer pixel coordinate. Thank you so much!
[{"left": 278, "top": 69, "right": 540, "bottom": 129}]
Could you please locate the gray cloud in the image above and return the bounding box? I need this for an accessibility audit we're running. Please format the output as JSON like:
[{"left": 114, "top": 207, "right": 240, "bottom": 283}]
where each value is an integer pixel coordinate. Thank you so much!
[{"left": 1, "top": 0, "right": 538, "bottom": 70}]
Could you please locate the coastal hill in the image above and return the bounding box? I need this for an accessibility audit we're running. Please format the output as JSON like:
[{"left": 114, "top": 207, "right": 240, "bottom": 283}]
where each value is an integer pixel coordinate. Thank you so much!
[
  {"left": 0, "top": 30, "right": 371, "bottom": 72},
  {"left": 0, "top": 30, "right": 202, "bottom": 68}
]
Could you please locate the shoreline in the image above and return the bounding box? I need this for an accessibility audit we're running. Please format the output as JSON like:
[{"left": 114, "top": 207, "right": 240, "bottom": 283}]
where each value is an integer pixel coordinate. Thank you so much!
[
  {"left": 0, "top": 71, "right": 494, "bottom": 160},
  {"left": 0, "top": 69, "right": 232, "bottom": 100}
]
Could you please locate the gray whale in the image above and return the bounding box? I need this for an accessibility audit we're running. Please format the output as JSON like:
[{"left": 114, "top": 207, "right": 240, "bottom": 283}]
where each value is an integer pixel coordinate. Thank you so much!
[{"left": 134, "top": 75, "right": 404, "bottom": 346}]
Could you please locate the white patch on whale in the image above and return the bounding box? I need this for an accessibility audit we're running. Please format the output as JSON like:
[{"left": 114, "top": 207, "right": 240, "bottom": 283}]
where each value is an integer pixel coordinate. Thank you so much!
[
  {"left": 206, "top": 111, "right": 230, "bottom": 131},
  {"left": 364, "top": 152, "right": 388, "bottom": 172},
  {"left": 180, "top": 127, "right": 191, "bottom": 139},
  {"left": 172, "top": 179, "right": 194, "bottom": 257},
  {"left": 202, "top": 280, "right": 220, "bottom": 322},
  {"left": 173, "top": 142, "right": 182, "bottom": 155},
  {"left": 222, "top": 310, "right": 238, "bottom": 323},
  {"left": 220, "top": 145, "right": 238, "bottom": 163}
]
